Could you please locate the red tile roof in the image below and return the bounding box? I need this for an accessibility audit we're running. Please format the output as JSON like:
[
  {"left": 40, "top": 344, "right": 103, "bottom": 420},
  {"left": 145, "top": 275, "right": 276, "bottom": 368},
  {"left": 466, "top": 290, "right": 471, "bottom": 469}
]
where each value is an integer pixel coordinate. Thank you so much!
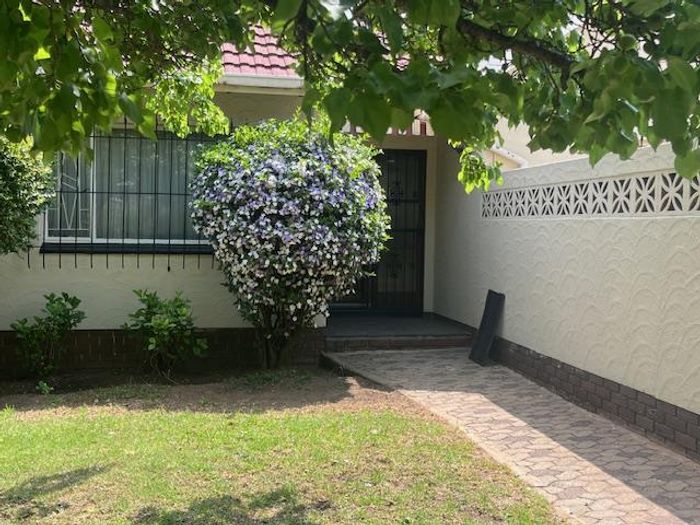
[{"left": 221, "top": 27, "right": 298, "bottom": 77}]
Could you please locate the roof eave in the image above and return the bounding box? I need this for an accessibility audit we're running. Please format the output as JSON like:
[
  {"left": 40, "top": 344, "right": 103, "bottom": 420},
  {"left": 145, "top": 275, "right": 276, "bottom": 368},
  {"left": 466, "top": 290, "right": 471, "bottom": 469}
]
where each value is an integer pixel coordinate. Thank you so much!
[{"left": 216, "top": 73, "right": 305, "bottom": 96}]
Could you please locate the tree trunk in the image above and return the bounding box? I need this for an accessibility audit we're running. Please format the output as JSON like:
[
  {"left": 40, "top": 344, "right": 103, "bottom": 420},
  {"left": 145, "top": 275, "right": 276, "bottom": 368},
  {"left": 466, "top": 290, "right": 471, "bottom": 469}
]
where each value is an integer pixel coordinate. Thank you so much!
[{"left": 255, "top": 308, "right": 299, "bottom": 369}]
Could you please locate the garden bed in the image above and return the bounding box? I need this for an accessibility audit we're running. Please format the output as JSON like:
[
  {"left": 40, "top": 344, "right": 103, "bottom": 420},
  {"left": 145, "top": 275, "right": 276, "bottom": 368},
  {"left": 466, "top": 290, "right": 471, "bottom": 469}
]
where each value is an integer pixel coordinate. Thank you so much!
[{"left": 0, "top": 368, "right": 564, "bottom": 524}]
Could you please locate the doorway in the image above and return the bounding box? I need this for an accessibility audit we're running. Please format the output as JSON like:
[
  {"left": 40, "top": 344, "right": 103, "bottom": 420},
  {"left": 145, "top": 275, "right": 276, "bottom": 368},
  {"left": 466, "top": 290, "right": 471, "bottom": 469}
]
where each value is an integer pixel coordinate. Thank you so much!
[{"left": 332, "top": 149, "right": 427, "bottom": 315}]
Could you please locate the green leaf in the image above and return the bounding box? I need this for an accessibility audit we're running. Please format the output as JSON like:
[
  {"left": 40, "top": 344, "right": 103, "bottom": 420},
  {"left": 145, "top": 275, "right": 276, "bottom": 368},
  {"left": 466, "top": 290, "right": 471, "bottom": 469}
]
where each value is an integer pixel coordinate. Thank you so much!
[
  {"left": 651, "top": 89, "right": 689, "bottom": 141},
  {"left": 429, "top": 95, "right": 476, "bottom": 139},
  {"left": 431, "top": 0, "right": 461, "bottom": 25},
  {"left": 137, "top": 113, "right": 156, "bottom": 139},
  {"left": 666, "top": 57, "right": 697, "bottom": 93},
  {"left": 407, "top": 0, "right": 460, "bottom": 25},
  {"left": 301, "top": 86, "right": 320, "bottom": 117},
  {"left": 348, "top": 92, "right": 391, "bottom": 140},
  {"left": 376, "top": 7, "right": 403, "bottom": 52},
  {"left": 323, "top": 88, "right": 351, "bottom": 133},
  {"left": 390, "top": 107, "right": 415, "bottom": 130},
  {"left": 33, "top": 46, "right": 50, "bottom": 60},
  {"left": 273, "top": 0, "right": 303, "bottom": 23},
  {"left": 437, "top": 65, "right": 473, "bottom": 89},
  {"left": 118, "top": 93, "right": 143, "bottom": 124},
  {"left": 92, "top": 15, "right": 114, "bottom": 43},
  {"left": 629, "top": 0, "right": 670, "bottom": 16},
  {"left": 675, "top": 149, "right": 700, "bottom": 178}
]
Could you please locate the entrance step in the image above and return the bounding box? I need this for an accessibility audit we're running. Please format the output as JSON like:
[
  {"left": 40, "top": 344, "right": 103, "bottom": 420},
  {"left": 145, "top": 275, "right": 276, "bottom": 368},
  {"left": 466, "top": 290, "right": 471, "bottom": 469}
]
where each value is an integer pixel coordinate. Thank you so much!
[
  {"left": 324, "top": 314, "right": 474, "bottom": 353},
  {"left": 325, "top": 334, "right": 472, "bottom": 353}
]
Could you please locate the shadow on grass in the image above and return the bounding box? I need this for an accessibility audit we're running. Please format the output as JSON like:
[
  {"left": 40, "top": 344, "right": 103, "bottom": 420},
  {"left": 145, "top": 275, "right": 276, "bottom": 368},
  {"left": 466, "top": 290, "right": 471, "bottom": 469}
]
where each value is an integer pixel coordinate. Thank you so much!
[
  {"left": 0, "top": 367, "right": 372, "bottom": 415},
  {"left": 132, "top": 488, "right": 325, "bottom": 525},
  {"left": 0, "top": 466, "right": 109, "bottom": 521}
]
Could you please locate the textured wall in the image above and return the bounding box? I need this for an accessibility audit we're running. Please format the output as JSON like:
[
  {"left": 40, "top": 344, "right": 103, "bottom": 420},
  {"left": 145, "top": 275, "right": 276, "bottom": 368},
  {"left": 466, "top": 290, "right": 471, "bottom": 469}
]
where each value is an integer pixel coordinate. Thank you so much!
[
  {"left": 213, "top": 91, "right": 301, "bottom": 124},
  {"left": 434, "top": 142, "right": 700, "bottom": 415},
  {"left": 495, "top": 121, "right": 586, "bottom": 167},
  {"left": 0, "top": 252, "right": 242, "bottom": 329}
]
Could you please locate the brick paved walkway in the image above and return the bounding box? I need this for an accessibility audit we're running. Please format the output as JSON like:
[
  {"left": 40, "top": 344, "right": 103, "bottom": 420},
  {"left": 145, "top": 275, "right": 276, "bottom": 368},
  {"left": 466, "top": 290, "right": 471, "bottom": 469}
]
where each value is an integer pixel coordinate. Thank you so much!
[{"left": 327, "top": 348, "right": 700, "bottom": 525}]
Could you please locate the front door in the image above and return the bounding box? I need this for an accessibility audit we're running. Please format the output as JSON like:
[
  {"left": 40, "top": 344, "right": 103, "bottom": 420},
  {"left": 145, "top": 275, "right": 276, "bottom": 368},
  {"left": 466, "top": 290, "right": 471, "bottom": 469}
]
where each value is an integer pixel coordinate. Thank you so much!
[{"left": 332, "top": 149, "right": 426, "bottom": 315}]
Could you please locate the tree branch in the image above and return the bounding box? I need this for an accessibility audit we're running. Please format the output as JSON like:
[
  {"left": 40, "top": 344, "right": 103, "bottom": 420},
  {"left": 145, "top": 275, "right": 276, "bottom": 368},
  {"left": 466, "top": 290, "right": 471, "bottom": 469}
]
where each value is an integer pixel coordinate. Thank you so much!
[{"left": 456, "top": 18, "right": 575, "bottom": 72}]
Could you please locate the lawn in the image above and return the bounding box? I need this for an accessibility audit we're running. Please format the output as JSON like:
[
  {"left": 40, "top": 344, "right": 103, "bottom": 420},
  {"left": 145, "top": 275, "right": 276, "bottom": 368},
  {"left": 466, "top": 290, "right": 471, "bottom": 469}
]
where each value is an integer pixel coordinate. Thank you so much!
[{"left": 0, "top": 369, "right": 563, "bottom": 524}]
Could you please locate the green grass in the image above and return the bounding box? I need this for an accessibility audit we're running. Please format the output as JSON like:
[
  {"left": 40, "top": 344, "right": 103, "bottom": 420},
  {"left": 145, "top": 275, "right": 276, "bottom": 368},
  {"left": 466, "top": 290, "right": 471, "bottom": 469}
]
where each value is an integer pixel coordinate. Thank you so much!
[{"left": 0, "top": 374, "right": 562, "bottom": 524}]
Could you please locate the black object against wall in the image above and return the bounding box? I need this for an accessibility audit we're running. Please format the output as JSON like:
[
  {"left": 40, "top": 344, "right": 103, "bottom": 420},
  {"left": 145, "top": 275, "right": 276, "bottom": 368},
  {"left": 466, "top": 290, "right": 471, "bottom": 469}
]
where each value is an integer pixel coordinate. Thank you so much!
[{"left": 469, "top": 290, "right": 505, "bottom": 366}]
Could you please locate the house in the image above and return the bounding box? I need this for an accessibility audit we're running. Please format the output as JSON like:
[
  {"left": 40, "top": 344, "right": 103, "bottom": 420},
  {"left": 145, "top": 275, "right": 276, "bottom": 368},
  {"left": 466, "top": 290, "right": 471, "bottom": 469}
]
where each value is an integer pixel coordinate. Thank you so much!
[{"left": 1, "top": 28, "right": 698, "bottom": 460}]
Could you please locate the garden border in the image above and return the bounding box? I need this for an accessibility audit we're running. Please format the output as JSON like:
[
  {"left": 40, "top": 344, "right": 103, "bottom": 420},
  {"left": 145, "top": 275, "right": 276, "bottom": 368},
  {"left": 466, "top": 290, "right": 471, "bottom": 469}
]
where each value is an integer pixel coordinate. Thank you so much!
[{"left": 0, "top": 328, "right": 325, "bottom": 378}]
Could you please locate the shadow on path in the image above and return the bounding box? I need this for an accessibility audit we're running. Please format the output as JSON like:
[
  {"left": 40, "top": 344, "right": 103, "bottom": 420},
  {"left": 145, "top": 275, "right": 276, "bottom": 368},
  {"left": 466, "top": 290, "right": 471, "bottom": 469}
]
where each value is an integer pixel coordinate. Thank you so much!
[{"left": 328, "top": 348, "right": 700, "bottom": 524}]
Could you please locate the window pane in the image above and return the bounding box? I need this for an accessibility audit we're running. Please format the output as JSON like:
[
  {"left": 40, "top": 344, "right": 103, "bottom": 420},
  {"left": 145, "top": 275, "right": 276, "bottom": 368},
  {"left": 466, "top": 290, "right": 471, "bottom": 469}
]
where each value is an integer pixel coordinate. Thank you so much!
[
  {"left": 47, "top": 154, "right": 91, "bottom": 238},
  {"left": 90, "top": 129, "right": 208, "bottom": 243}
]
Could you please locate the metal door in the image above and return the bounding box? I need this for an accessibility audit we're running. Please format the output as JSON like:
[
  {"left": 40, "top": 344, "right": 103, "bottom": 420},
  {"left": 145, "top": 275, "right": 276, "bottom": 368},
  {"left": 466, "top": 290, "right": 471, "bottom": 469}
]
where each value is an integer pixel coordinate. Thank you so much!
[{"left": 332, "top": 149, "right": 426, "bottom": 315}]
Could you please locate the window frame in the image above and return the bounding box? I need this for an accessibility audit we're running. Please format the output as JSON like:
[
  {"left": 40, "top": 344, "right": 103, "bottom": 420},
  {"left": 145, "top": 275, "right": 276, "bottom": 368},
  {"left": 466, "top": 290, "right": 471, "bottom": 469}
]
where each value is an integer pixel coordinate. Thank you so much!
[{"left": 42, "top": 127, "right": 213, "bottom": 254}]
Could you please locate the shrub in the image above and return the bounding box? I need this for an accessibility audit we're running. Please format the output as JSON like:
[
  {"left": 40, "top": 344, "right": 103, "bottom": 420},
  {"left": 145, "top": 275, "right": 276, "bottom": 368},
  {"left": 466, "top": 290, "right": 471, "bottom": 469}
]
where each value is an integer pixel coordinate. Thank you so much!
[
  {"left": 11, "top": 293, "right": 86, "bottom": 378},
  {"left": 0, "top": 136, "right": 54, "bottom": 254},
  {"left": 36, "top": 381, "right": 54, "bottom": 395},
  {"left": 123, "top": 290, "right": 207, "bottom": 377},
  {"left": 191, "top": 116, "right": 390, "bottom": 367}
]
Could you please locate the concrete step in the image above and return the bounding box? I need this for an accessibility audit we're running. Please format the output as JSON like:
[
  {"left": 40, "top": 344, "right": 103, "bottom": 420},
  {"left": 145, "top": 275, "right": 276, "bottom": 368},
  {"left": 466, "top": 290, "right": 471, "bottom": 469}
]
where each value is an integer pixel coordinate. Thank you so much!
[{"left": 324, "top": 333, "right": 473, "bottom": 353}]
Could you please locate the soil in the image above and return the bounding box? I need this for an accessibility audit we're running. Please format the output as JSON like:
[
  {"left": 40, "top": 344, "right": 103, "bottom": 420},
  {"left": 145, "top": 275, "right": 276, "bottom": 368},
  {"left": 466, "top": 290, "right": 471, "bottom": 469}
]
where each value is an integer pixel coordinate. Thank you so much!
[{"left": 0, "top": 367, "right": 428, "bottom": 421}]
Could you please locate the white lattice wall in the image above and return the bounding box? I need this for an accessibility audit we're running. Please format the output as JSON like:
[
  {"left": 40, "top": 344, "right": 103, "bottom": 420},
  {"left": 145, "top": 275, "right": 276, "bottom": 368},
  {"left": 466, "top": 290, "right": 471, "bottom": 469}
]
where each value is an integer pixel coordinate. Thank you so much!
[
  {"left": 482, "top": 171, "right": 700, "bottom": 219},
  {"left": 433, "top": 142, "right": 700, "bottom": 415}
]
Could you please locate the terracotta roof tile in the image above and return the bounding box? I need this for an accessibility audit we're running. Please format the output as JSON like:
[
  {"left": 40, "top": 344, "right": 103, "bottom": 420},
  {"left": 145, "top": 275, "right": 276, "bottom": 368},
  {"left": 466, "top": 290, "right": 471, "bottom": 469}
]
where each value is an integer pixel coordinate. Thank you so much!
[{"left": 221, "top": 27, "right": 298, "bottom": 77}]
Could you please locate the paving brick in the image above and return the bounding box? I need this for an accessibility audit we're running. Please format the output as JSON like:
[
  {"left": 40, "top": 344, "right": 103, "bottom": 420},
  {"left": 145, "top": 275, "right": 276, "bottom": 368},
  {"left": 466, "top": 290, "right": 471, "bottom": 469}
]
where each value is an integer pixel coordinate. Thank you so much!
[
  {"left": 688, "top": 423, "right": 700, "bottom": 440},
  {"left": 328, "top": 349, "right": 699, "bottom": 525},
  {"left": 674, "top": 431, "right": 698, "bottom": 453},
  {"left": 677, "top": 407, "right": 700, "bottom": 426},
  {"left": 617, "top": 406, "right": 636, "bottom": 425},
  {"left": 637, "top": 392, "right": 658, "bottom": 408},
  {"left": 655, "top": 422, "right": 675, "bottom": 441},
  {"left": 658, "top": 399, "right": 679, "bottom": 417},
  {"left": 663, "top": 413, "right": 689, "bottom": 433},
  {"left": 619, "top": 384, "right": 637, "bottom": 399}
]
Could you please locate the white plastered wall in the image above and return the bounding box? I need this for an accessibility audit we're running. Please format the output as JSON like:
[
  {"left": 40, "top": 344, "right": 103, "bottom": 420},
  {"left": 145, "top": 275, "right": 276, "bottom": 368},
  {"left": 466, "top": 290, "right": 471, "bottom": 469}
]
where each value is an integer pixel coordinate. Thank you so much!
[
  {"left": 0, "top": 253, "right": 242, "bottom": 329},
  {"left": 433, "top": 140, "right": 700, "bottom": 414},
  {"left": 495, "top": 121, "right": 586, "bottom": 167}
]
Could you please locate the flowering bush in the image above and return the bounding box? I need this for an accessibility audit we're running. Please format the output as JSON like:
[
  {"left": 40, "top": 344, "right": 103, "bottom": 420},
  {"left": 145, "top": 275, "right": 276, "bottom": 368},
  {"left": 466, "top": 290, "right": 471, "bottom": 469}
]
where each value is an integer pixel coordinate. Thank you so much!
[{"left": 191, "top": 116, "right": 389, "bottom": 367}]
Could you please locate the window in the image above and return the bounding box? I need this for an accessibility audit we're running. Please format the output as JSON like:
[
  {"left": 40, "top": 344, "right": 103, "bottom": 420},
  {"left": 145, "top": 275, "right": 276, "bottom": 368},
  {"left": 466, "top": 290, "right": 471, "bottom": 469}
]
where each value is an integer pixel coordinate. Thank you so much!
[{"left": 44, "top": 127, "right": 216, "bottom": 253}]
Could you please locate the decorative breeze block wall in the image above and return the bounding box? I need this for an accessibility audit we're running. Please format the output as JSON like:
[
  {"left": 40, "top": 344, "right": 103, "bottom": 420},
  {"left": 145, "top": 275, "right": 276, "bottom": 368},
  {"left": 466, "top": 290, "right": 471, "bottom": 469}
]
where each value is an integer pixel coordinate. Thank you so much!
[{"left": 482, "top": 171, "right": 700, "bottom": 219}]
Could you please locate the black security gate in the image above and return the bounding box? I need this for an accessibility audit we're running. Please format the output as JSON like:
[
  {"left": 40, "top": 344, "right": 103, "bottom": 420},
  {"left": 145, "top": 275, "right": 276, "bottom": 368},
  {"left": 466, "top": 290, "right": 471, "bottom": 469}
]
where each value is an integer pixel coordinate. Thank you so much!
[{"left": 332, "top": 149, "right": 426, "bottom": 315}]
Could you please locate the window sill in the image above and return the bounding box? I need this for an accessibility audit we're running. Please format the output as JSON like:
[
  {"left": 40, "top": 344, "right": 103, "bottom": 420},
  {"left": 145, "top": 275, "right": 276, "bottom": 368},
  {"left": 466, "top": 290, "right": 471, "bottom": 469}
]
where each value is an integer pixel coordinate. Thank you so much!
[{"left": 40, "top": 243, "right": 214, "bottom": 255}]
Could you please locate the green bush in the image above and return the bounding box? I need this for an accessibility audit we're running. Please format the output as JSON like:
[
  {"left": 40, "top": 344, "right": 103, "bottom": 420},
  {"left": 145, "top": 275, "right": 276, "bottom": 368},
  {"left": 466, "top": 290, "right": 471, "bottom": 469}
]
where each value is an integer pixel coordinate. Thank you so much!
[
  {"left": 0, "top": 136, "right": 54, "bottom": 254},
  {"left": 11, "top": 293, "right": 86, "bottom": 378},
  {"left": 123, "top": 290, "right": 207, "bottom": 376}
]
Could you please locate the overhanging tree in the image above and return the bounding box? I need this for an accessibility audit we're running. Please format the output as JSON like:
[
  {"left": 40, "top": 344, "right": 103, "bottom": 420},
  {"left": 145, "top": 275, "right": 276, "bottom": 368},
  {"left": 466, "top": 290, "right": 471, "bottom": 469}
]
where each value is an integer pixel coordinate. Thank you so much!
[
  {"left": 283, "top": 0, "right": 700, "bottom": 188},
  {"left": 0, "top": 0, "right": 248, "bottom": 154},
  {"left": 2, "top": 1, "right": 699, "bottom": 188}
]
